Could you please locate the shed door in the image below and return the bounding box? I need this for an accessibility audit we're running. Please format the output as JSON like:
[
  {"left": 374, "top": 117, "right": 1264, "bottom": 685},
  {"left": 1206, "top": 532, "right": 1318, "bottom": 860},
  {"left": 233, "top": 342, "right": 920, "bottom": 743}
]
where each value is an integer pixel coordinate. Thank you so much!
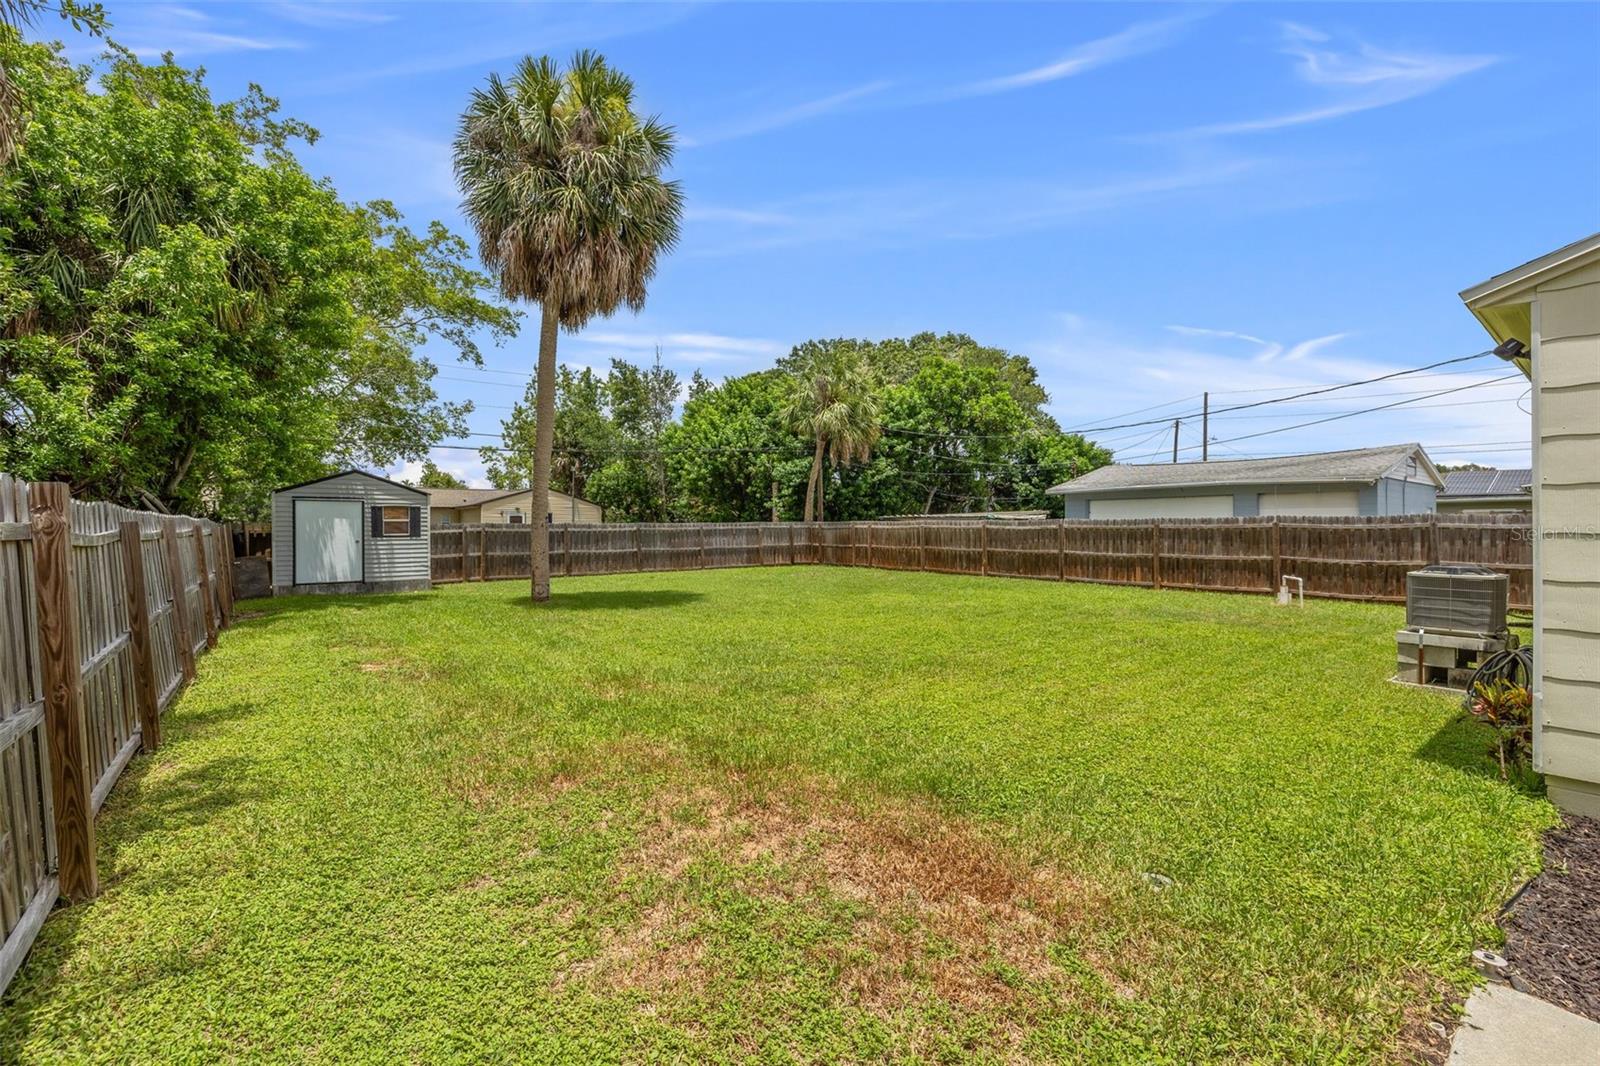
[{"left": 294, "top": 500, "right": 364, "bottom": 584}]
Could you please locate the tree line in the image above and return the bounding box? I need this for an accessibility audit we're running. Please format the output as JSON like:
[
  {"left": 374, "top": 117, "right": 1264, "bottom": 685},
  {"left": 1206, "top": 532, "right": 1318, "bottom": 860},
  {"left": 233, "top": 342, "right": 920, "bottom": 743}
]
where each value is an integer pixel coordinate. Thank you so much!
[
  {"left": 1, "top": 15, "right": 1111, "bottom": 611},
  {"left": 0, "top": 16, "right": 515, "bottom": 516},
  {"left": 479, "top": 332, "right": 1109, "bottom": 522}
]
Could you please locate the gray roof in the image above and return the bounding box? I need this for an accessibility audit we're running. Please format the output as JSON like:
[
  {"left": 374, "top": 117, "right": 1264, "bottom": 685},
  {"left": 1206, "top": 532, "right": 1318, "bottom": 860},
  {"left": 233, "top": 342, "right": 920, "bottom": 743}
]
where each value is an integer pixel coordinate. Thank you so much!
[
  {"left": 1440, "top": 468, "right": 1532, "bottom": 499},
  {"left": 1047, "top": 443, "right": 1437, "bottom": 495}
]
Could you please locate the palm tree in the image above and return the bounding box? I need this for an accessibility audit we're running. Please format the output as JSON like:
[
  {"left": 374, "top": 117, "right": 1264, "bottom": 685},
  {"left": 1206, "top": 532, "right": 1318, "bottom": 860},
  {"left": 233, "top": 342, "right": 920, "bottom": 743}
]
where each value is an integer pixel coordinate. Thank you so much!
[
  {"left": 454, "top": 52, "right": 681, "bottom": 602},
  {"left": 782, "top": 349, "right": 882, "bottom": 522}
]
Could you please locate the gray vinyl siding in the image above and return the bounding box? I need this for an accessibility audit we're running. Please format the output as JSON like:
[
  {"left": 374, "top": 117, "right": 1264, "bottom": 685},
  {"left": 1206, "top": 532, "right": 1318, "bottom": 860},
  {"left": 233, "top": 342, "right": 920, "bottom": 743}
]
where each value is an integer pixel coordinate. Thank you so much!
[
  {"left": 1360, "top": 477, "right": 1437, "bottom": 515},
  {"left": 271, "top": 472, "right": 430, "bottom": 590}
]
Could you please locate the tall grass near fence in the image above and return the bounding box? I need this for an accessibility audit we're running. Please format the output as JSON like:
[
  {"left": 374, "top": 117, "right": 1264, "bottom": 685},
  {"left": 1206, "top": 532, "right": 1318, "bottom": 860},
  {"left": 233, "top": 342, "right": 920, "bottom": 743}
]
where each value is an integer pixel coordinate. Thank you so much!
[
  {"left": 433, "top": 512, "right": 1533, "bottom": 609},
  {"left": 0, "top": 473, "right": 234, "bottom": 995}
]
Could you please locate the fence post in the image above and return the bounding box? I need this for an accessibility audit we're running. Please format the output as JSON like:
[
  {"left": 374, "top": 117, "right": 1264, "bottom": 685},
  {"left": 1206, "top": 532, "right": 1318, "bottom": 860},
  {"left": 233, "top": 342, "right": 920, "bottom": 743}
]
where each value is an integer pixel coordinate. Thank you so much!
[
  {"left": 217, "top": 524, "right": 235, "bottom": 624},
  {"left": 918, "top": 522, "right": 927, "bottom": 572},
  {"left": 1058, "top": 519, "right": 1067, "bottom": 581},
  {"left": 478, "top": 526, "right": 488, "bottom": 582},
  {"left": 634, "top": 525, "right": 645, "bottom": 572},
  {"left": 1270, "top": 518, "right": 1283, "bottom": 592},
  {"left": 1151, "top": 521, "right": 1162, "bottom": 590},
  {"left": 980, "top": 521, "right": 989, "bottom": 577},
  {"left": 865, "top": 522, "right": 874, "bottom": 568},
  {"left": 565, "top": 526, "right": 574, "bottom": 577},
  {"left": 28, "top": 482, "right": 99, "bottom": 902},
  {"left": 1424, "top": 512, "right": 1440, "bottom": 567},
  {"left": 698, "top": 525, "right": 707, "bottom": 569},
  {"left": 192, "top": 519, "right": 217, "bottom": 650},
  {"left": 118, "top": 521, "right": 162, "bottom": 752},
  {"left": 161, "top": 517, "right": 197, "bottom": 683}
]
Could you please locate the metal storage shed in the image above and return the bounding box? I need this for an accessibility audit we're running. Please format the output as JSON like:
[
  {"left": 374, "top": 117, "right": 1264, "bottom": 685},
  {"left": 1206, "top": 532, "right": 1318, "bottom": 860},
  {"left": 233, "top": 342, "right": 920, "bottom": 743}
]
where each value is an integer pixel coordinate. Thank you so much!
[{"left": 270, "top": 470, "right": 431, "bottom": 595}]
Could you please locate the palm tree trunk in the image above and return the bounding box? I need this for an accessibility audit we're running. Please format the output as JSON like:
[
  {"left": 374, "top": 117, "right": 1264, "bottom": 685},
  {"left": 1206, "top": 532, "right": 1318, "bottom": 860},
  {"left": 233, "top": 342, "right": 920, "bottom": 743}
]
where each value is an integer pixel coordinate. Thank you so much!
[
  {"left": 804, "top": 438, "right": 824, "bottom": 522},
  {"left": 530, "top": 302, "right": 559, "bottom": 603}
]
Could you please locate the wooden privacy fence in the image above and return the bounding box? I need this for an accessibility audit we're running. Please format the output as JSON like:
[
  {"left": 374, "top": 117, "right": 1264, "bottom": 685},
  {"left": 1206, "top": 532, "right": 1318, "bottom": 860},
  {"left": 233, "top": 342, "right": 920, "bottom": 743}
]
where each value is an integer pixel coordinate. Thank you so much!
[
  {"left": 0, "top": 474, "right": 235, "bottom": 995},
  {"left": 432, "top": 512, "right": 1532, "bottom": 609}
]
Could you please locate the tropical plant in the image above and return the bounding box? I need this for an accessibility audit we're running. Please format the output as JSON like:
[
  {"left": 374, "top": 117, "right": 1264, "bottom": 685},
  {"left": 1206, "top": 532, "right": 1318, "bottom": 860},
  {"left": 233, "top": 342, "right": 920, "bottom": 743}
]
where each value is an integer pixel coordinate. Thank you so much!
[
  {"left": 454, "top": 51, "right": 682, "bottom": 601},
  {"left": 1467, "top": 678, "right": 1534, "bottom": 779},
  {"left": 780, "top": 345, "right": 882, "bottom": 522}
]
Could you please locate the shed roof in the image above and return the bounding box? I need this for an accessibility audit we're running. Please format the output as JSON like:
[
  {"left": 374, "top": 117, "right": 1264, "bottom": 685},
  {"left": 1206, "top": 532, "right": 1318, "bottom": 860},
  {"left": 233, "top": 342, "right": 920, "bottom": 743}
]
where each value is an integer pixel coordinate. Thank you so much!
[
  {"left": 272, "top": 469, "right": 427, "bottom": 498},
  {"left": 1439, "top": 468, "right": 1532, "bottom": 499},
  {"left": 1046, "top": 444, "right": 1440, "bottom": 495}
]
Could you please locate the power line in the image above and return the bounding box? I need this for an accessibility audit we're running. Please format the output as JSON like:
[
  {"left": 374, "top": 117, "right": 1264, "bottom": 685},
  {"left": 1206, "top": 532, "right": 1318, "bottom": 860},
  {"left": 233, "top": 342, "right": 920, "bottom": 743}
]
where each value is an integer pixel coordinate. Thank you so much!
[{"left": 1116, "top": 373, "right": 1521, "bottom": 462}]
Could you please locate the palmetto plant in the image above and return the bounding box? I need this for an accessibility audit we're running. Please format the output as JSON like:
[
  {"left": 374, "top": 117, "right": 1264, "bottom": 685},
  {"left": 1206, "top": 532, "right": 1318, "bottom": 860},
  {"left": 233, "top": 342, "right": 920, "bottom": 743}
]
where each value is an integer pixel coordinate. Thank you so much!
[
  {"left": 781, "top": 349, "right": 882, "bottom": 522},
  {"left": 454, "top": 51, "right": 681, "bottom": 601}
]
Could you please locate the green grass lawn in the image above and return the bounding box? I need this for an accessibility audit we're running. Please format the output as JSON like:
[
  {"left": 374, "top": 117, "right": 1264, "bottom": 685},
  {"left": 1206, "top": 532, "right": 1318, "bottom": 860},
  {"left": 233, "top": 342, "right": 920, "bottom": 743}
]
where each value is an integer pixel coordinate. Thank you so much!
[{"left": 0, "top": 568, "right": 1554, "bottom": 1063}]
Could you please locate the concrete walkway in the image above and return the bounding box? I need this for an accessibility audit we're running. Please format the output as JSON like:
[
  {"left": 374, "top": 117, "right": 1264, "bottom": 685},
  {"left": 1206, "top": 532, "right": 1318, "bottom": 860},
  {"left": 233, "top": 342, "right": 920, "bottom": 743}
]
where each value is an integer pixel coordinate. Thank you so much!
[{"left": 1450, "top": 984, "right": 1600, "bottom": 1065}]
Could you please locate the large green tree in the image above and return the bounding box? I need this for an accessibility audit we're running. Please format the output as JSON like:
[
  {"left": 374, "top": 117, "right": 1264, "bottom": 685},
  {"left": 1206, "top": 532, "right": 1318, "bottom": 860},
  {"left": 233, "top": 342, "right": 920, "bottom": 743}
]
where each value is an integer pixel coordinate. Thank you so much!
[
  {"left": 667, "top": 370, "right": 808, "bottom": 522},
  {"left": 0, "top": 37, "right": 515, "bottom": 516},
  {"left": 454, "top": 51, "right": 682, "bottom": 602},
  {"left": 482, "top": 364, "right": 620, "bottom": 498}
]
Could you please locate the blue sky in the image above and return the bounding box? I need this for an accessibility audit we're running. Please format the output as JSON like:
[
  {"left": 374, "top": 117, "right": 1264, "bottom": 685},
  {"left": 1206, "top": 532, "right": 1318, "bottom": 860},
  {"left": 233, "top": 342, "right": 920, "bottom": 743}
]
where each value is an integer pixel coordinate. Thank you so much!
[{"left": 49, "top": 2, "right": 1600, "bottom": 485}]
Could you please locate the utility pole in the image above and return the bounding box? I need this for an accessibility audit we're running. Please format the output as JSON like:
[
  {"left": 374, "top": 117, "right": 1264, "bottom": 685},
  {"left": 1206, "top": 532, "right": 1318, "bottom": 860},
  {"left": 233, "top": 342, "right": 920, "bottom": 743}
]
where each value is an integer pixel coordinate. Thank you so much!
[
  {"left": 1202, "top": 392, "right": 1209, "bottom": 462},
  {"left": 1172, "top": 419, "right": 1180, "bottom": 463}
]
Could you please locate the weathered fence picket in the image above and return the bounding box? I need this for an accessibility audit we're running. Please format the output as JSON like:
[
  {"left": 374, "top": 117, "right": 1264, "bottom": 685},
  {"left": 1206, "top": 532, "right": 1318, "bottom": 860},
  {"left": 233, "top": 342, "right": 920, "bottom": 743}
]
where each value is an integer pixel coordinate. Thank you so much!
[
  {"left": 0, "top": 474, "right": 230, "bottom": 995},
  {"left": 430, "top": 513, "right": 1532, "bottom": 609}
]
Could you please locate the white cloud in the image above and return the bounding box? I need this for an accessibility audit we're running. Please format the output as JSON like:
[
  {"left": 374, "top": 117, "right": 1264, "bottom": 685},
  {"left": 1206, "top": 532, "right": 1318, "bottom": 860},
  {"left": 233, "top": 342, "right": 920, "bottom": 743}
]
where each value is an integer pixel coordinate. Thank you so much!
[
  {"left": 679, "top": 12, "right": 1203, "bottom": 150},
  {"left": 682, "top": 81, "right": 892, "bottom": 147},
  {"left": 575, "top": 330, "right": 787, "bottom": 358},
  {"left": 1031, "top": 314, "right": 1530, "bottom": 467},
  {"left": 387, "top": 451, "right": 491, "bottom": 489},
  {"left": 301, "top": 3, "right": 699, "bottom": 92},
  {"left": 271, "top": 2, "right": 397, "bottom": 27},
  {"left": 1166, "top": 326, "right": 1351, "bottom": 364},
  {"left": 108, "top": 3, "right": 304, "bottom": 57},
  {"left": 1157, "top": 23, "right": 1496, "bottom": 138},
  {"left": 686, "top": 157, "right": 1261, "bottom": 255},
  {"left": 950, "top": 12, "right": 1204, "bottom": 98}
]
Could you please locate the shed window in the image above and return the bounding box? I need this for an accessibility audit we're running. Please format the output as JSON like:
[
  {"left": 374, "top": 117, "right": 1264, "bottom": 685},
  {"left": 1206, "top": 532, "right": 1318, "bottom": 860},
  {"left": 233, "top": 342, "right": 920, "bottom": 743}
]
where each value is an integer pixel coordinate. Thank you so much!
[
  {"left": 381, "top": 506, "right": 411, "bottom": 536},
  {"left": 371, "top": 505, "right": 421, "bottom": 538},
  {"left": 507, "top": 511, "right": 525, "bottom": 525}
]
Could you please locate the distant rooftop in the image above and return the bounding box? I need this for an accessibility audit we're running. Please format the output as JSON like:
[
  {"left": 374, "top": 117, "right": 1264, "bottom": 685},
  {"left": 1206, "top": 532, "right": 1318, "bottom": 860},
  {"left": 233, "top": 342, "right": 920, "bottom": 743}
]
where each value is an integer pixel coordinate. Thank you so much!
[
  {"left": 420, "top": 486, "right": 521, "bottom": 509},
  {"left": 1439, "top": 468, "right": 1532, "bottom": 499},
  {"left": 1047, "top": 444, "right": 1438, "bottom": 495}
]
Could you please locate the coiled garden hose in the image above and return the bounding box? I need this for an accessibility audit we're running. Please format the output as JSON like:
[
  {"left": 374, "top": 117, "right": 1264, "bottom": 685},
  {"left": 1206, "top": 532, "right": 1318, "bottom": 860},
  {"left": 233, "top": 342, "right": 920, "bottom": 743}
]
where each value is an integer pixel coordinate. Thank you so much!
[{"left": 1461, "top": 646, "right": 1533, "bottom": 711}]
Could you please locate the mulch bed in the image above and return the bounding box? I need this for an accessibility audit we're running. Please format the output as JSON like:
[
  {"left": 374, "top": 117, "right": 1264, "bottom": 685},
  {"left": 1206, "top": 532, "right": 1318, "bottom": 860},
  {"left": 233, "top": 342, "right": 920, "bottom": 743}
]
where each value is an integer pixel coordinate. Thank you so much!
[{"left": 1500, "top": 814, "right": 1600, "bottom": 1022}]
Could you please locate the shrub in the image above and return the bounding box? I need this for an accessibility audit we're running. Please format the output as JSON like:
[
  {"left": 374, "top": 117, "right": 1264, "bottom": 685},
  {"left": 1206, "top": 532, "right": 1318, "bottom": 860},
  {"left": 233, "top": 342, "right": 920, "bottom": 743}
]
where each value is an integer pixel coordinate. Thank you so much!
[{"left": 1467, "top": 679, "right": 1534, "bottom": 779}]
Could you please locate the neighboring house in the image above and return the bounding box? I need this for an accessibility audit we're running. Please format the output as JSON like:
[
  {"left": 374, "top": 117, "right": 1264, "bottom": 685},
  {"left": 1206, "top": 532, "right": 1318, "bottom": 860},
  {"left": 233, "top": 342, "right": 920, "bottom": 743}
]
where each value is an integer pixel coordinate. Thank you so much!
[
  {"left": 270, "top": 470, "right": 431, "bottom": 595},
  {"left": 1436, "top": 468, "right": 1533, "bottom": 513},
  {"left": 1045, "top": 444, "right": 1442, "bottom": 519},
  {"left": 1461, "top": 231, "right": 1600, "bottom": 819},
  {"left": 425, "top": 486, "right": 603, "bottom": 525}
]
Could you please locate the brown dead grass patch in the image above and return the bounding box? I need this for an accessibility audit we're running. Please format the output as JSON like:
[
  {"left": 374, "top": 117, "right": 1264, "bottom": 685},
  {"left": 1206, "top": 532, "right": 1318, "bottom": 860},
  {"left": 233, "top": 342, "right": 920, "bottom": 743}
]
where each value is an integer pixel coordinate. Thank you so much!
[{"left": 560, "top": 756, "right": 1145, "bottom": 1050}]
